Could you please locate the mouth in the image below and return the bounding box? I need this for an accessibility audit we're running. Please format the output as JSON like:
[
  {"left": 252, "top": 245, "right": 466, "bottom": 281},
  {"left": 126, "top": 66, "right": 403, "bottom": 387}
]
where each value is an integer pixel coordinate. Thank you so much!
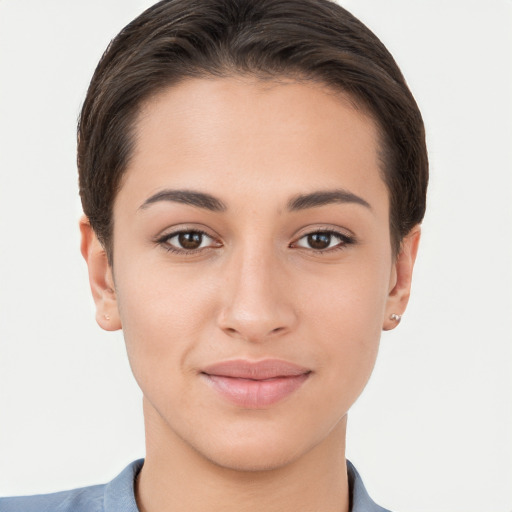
[{"left": 200, "top": 359, "right": 312, "bottom": 408}]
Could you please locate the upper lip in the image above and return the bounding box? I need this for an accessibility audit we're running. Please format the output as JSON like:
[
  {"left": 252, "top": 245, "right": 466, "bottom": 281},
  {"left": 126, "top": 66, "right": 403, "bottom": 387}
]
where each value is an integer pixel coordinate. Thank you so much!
[{"left": 201, "top": 359, "right": 311, "bottom": 380}]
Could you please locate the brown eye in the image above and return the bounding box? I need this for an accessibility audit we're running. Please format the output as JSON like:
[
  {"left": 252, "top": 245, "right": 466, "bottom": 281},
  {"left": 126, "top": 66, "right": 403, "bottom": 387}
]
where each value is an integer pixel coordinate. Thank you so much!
[
  {"left": 178, "top": 232, "right": 203, "bottom": 250},
  {"left": 294, "top": 230, "right": 352, "bottom": 251},
  {"left": 307, "top": 233, "right": 332, "bottom": 250},
  {"left": 163, "top": 230, "right": 218, "bottom": 252}
]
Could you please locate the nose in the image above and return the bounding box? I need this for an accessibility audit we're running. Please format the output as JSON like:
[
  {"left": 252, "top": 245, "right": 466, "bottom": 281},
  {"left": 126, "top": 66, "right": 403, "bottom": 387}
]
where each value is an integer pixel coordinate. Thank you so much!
[{"left": 217, "top": 246, "right": 298, "bottom": 343}]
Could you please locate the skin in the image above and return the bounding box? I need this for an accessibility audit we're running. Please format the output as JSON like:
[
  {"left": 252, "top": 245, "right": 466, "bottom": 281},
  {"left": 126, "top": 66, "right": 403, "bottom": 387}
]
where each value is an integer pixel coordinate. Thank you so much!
[{"left": 81, "top": 77, "right": 420, "bottom": 512}]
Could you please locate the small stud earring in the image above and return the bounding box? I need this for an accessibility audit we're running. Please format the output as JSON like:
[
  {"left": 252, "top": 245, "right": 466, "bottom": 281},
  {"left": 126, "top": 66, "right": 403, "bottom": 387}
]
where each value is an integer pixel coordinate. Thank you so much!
[
  {"left": 390, "top": 313, "right": 402, "bottom": 322},
  {"left": 104, "top": 314, "right": 111, "bottom": 321}
]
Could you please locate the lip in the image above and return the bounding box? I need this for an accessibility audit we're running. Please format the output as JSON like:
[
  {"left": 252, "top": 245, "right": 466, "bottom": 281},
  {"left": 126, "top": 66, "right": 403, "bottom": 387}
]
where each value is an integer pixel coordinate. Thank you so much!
[{"left": 201, "top": 359, "right": 311, "bottom": 408}]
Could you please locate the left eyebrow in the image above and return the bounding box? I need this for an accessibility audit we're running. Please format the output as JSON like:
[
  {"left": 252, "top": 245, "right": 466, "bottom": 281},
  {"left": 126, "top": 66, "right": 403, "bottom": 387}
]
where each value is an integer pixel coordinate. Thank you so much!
[{"left": 287, "top": 189, "right": 372, "bottom": 211}]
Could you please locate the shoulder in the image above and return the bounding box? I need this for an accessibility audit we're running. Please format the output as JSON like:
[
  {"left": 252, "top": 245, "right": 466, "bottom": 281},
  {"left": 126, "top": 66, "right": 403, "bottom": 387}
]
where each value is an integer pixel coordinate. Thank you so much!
[
  {"left": 0, "top": 484, "right": 105, "bottom": 512},
  {"left": 0, "top": 459, "right": 143, "bottom": 512}
]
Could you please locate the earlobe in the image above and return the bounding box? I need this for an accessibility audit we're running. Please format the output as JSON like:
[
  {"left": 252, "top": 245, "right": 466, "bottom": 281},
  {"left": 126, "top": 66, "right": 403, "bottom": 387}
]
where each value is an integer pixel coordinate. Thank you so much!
[
  {"left": 79, "top": 216, "right": 122, "bottom": 331},
  {"left": 383, "top": 225, "right": 421, "bottom": 331}
]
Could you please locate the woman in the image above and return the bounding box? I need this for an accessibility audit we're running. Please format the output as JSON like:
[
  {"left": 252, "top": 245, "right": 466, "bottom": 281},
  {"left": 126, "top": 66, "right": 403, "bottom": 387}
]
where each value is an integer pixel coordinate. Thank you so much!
[{"left": 1, "top": 0, "right": 427, "bottom": 510}]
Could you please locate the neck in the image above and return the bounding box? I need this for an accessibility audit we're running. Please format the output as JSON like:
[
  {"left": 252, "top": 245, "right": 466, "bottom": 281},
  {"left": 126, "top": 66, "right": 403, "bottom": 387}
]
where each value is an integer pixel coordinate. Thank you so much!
[{"left": 135, "top": 399, "right": 350, "bottom": 512}]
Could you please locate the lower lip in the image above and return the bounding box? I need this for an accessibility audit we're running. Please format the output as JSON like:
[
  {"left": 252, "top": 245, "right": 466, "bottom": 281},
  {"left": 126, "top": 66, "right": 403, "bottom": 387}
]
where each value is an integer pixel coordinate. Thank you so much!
[{"left": 203, "top": 373, "right": 310, "bottom": 408}]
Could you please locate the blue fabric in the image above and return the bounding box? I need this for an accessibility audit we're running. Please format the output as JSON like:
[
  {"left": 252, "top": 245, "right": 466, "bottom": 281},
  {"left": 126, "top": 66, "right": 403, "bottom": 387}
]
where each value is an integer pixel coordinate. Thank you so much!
[
  {"left": 0, "top": 459, "right": 390, "bottom": 512},
  {"left": 347, "top": 460, "right": 391, "bottom": 512}
]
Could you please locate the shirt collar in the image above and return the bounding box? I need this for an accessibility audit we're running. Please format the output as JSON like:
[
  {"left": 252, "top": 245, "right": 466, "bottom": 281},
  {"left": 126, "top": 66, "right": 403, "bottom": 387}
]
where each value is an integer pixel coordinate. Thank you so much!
[
  {"left": 104, "top": 459, "right": 389, "bottom": 512},
  {"left": 103, "top": 458, "right": 142, "bottom": 512}
]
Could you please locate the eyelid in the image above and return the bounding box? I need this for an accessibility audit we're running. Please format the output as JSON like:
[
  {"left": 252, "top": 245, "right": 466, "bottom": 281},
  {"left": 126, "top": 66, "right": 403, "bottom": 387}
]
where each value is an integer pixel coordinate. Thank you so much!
[
  {"left": 292, "top": 224, "right": 355, "bottom": 240},
  {"left": 154, "top": 223, "right": 218, "bottom": 240}
]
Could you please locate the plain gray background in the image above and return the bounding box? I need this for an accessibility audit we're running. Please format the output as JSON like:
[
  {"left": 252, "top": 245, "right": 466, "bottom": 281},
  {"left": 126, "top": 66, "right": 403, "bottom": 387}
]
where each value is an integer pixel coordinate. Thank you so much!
[{"left": 0, "top": 1, "right": 511, "bottom": 511}]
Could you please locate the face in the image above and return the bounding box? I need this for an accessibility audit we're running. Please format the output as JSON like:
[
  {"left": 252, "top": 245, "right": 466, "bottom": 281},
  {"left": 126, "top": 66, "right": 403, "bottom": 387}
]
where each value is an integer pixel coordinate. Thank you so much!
[{"left": 82, "top": 77, "right": 419, "bottom": 472}]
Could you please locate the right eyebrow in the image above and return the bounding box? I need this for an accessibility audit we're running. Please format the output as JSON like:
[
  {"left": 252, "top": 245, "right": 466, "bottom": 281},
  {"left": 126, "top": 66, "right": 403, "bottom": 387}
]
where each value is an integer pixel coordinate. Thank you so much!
[{"left": 138, "top": 189, "right": 227, "bottom": 212}]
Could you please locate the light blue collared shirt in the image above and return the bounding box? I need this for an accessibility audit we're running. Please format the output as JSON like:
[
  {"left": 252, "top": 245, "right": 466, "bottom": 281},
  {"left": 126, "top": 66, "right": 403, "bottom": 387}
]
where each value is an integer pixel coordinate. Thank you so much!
[{"left": 0, "top": 459, "right": 391, "bottom": 512}]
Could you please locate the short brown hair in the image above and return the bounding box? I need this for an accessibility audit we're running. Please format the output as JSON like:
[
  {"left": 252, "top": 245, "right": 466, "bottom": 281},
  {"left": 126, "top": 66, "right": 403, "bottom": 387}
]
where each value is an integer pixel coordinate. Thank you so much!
[{"left": 78, "top": 0, "right": 428, "bottom": 261}]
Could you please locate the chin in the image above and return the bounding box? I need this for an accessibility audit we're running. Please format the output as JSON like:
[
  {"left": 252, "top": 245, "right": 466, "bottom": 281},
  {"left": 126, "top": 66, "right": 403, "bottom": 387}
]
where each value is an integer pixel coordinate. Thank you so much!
[
  {"left": 186, "top": 414, "right": 336, "bottom": 474},
  {"left": 143, "top": 390, "right": 346, "bottom": 474},
  {"left": 199, "top": 437, "right": 305, "bottom": 473}
]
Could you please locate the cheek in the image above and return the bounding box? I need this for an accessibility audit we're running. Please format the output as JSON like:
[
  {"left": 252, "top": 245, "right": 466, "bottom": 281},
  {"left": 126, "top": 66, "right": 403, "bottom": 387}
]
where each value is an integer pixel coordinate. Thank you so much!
[
  {"left": 298, "top": 251, "right": 391, "bottom": 339},
  {"left": 113, "top": 260, "right": 221, "bottom": 391},
  {"left": 296, "top": 256, "right": 391, "bottom": 405}
]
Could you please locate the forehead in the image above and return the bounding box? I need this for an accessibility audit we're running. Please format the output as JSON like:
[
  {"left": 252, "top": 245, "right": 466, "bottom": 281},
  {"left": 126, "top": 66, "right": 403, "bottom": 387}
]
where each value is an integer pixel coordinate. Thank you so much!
[{"left": 120, "top": 76, "right": 387, "bottom": 212}]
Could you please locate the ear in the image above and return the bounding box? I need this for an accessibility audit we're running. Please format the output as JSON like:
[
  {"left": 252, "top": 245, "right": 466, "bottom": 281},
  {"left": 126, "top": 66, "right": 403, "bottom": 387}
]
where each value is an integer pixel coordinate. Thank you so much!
[
  {"left": 79, "top": 215, "right": 122, "bottom": 331},
  {"left": 382, "top": 225, "right": 421, "bottom": 331}
]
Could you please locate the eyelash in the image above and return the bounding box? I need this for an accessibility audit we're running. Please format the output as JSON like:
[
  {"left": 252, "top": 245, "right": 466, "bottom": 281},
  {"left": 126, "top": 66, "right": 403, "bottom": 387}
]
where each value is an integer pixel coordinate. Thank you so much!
[{"left": 156, "top": 228, "right": 355, "bottom": 255}]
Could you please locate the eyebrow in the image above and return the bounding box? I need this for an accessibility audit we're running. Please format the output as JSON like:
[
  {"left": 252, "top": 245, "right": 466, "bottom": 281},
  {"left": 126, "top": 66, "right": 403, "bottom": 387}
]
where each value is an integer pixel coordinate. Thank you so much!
[
  {"left": 139, "top": 187, "right": 370, "bottom": 213},
  {"left": 139, "top": 189, "right": 227, "bottom": 212},
  {"left": 287, "top": 189, "right": 371, "bottom": 211}
]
